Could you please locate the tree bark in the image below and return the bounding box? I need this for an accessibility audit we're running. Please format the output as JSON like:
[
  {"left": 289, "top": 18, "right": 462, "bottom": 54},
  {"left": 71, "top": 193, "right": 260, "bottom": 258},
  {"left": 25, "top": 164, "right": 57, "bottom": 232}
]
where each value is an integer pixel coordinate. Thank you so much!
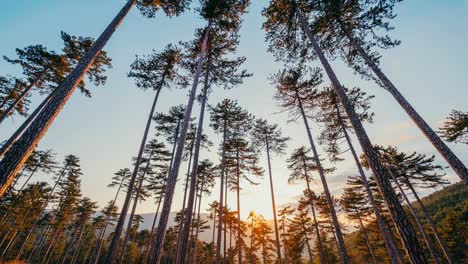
[
  {"left": 390, "top": 172, "right": 439, "bottom": 263},
  {"left": 151, "top": 21, "right": 211, "bottom": 263},
  {"left": 303, "top": 162, "right": 326, "bottom": 264},
  {"left": 336, "top": 104, "right": 404, "bottom": 264},
  {"left": 118, "top": 148, "right": 156, "bottom": 263},
  {"left": 178, "top": 79, "right": 210, "bottom": 264},
  {"left": 107, "top": 80, "right": 163, "bottom": 262},
  {"left": 216, "top": 119, "right": 228, "bottom": 263},
  {"left": 236, "top": 148, "right": 242, "bottom": 264},
  {"left": 265, "top": 137, "right": 283, "bottom": 262},
  {"left": 0, "top": 88, "right": 56, "bottom": 159},
  {"left": 297, "top": 9, "right": 428, "bottom": 264},
  {"left": 175, "top": 140, "right": 195, "bottom": 262},
  {"left": 344, "top": 31, "right": 468, "bottom": 184},
  {"left": 145, "top": 194, "right": 163, "bottom": 263},
  {"left": 0, "top": 71, "right": 46, "bottom": 125},
  {"left": 93, "top": 173, "right": 126, "bottom": 264},
  {"left": 295, "top": 88, "right": 348, "bottom": 263},
  {"left": 0, "top": 0, "right": 138, "bottom": 198},
  {"left": 407, "top": 183, "right": 453, "bottom": 263},
  {"left": 191, "top": 177, "right": 205, "bottom": 264},
  {"left": 303, "top": 223, "right": 314, "bottom": 264}
]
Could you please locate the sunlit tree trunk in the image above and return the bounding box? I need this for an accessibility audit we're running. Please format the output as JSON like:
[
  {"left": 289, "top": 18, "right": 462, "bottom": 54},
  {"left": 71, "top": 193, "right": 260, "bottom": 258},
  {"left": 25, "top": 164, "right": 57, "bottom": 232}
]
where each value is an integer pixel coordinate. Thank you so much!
[
  {"left": 0, "top": 0, "right": 138, "bottom": 197},
  {"left": 236, "top": 148, "right": 242, "bottom": 264},
  {"left": 151, "top": 21, "right": 211, "bottom": 263},
  {"left": 265, "top": 137, "right": 283, "bottom": 262},
  {"left": 297, "top": 9, "right": 428, "bottom": 264},
  {"left": 145, "top": 194, "right": 163, "bottom": 263},
  {"left": 303, "top": 222, "right": 314, "bottom": 264},
  {"left": 344, "top": 30, "right": 467, "bottom": 184}
]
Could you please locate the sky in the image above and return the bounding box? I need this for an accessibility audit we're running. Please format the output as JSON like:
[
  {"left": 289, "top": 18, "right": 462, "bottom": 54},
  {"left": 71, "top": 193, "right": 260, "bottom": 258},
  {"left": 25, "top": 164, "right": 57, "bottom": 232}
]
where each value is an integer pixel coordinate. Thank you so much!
[{"left": 0, "top": 0, "right": 467, "bottom": 221}]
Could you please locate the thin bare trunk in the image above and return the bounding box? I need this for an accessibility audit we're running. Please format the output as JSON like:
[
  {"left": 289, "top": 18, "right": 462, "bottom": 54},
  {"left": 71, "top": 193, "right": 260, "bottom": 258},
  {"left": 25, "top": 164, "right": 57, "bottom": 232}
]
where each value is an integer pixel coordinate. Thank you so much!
[
  {"left": 303, "top": 166, "right": 325, "bottom": 264},
  {"left": 179, "top": 78, "right": 210, "bottom": 264},
  {"left": 119, "top": 148, "right": 156, "bottom": 262},
  {"left": 224, "top": 170, "right": 228, "bottom": 258},
  {"left": 265, "top": 138, "right": 283, "bottom": 262},
  {"left": 175, "top": 141, "right": 195, "bottom": 262},
  {"left": 0, "top": 71, "right": 45, "bottom": 125},
  {"left": 295, "top": 88, "right": 347, "bottom": 263},
  {"left": 303, "top": 223, "right": 314, "bottom": 264},
  {"left": 236, "top": 148, "right": 242, "bottom": 264},
  {"left": 297, "top": 9, "right": 427, "bottom": 264},
  {"left": 345, "top": 30, "right": 468, "bottom": 184},
  {"left": 151, "top": 21, "right": 211, "bottom": 263},
  {"left": 216, "top": 120, "right": 228, "bottom": 263},
  {"left": 191, "top": 178, "right": 204, "bottom": 264},
  {"left": 145, "top": 195, "right": 163, "bottom": 263},
  {"left": 0, "top": 0, "right": 138, "bottom": 197},
  {"left": 108, "top": 82, "right": 163, "bottom": 262}
]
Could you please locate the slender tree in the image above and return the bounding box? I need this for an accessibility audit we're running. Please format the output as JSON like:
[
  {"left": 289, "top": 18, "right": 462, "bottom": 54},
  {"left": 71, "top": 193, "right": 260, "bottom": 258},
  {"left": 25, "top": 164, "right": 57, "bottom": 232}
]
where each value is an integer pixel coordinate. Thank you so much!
[
  {"left": 251, "top": 118, "right": 289, "bottom": 262},
  {"left": 0, "top": 0, "right": 191, "bottom": 198},
  {"left": 309, "top": 0, "right": 468, "bottom": 183},
  {"left": 273, "top": 64, "right": 349, "bottom": 263},
  {"left": 107, "top": 44, "right": 183, "bottom": 261},
  {"left": 263, "top": 2, "right": 427, "bottom": 262},
  {"left": 178, "top": 0, "right": 252, "bottom": 259}
]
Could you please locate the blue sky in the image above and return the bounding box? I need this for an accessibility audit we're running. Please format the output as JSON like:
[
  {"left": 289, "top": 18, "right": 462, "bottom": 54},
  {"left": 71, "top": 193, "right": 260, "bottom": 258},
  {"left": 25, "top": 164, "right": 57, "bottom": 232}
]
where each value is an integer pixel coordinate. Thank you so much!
[{"left": 0, "top": 0, "right": 467, "bottom": 220}]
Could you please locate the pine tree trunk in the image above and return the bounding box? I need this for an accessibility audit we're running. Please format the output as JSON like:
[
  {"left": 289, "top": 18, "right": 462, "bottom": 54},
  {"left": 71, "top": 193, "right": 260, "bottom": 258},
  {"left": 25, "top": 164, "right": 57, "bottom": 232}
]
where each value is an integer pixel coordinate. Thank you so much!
[
  {"left": 344, "top": 30, "right": 468, "bottom": 184},
  {"left": 390, "top": 173, "right": 439, "bottom": 264},
  {"left": 15, "top": 165, "right": 68, "bottom": 260},
  {"left": 295, "top": 88, "right": 348, "bottom": 263},
  {"left": 265, "top": 138, "right": 283, "bottom": 262},
  {"left": 151, "top": 21, "right": 211, "bottom": 263},
  {"left": 19, "top": 166, "right": 39, "bottom": 191},
  {"left": 0, "top": 88, "right": 55, "bottom": 158},
  {"left": 356, "top": 210, "right": 378, "bottom": 264},
  {"left": 0, "top": 0, "right": 138, "bottom": 197},
  {"left": 0, "top": 71, "right": 46, "bottom": 125},
  {"left": 93, "top": 174, "right": 126, "bottom": 264},
  {"left": 407, "top": 183, "right": 453, "bottom": 263},
  {"left": 236, "top": 148, "right": 242, "bottom": 264},
  {"left": 303, "top": 166, "right": 326, "bottom": 264},
  {"left": 216, "top": 119, "right": 228, "bottom": 263},
  {"left": 336, "top": 104, "right": 404, "bottom": 264},
  {"left": 224, "top": 170, "right": 228, "bottom": 258},
  {"left": 70, "top": 224, "right": 86, "bottom": 264},
  {"left": 297, "top": 9, "right": 428, "bottom": 264},
  {"left": 145, "top": 194, "right": 163, "bottom": 263},
  {"left": 1, "top": 231, "right": 18, "bottom": 256},
  {"left": 303, "top": 223, "right": 314, "bottom": 264},
  {"left": 191, "top": 177, "right": 205, "bottom": 264},
  {"left": 212, "top": 210, "right": 217, "bottom": 245},
  {"left": 178, "top": 71, "right": 210, "bottom": 263},
  {"left": 107, "top": 81, "right": 163, "bottom": 262},
  {"left": 175, "top": 141, "right": 195, "bottom": 261},
  {"left": 119, "top": 148, "right": 156, "bottom": 262}
]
